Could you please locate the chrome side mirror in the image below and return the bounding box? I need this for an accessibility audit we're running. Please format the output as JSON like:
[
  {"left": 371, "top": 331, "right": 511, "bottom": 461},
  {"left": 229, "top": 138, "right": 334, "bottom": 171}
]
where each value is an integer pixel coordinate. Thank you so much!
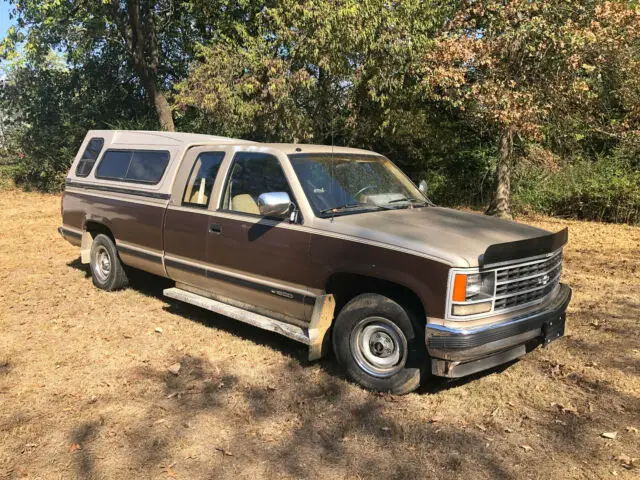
[
  {"left": 257, "top": 192, "right": 292, "bottom": 217},
  {"left": 418, "top": 179, "right": 429, "bottom": 196}
]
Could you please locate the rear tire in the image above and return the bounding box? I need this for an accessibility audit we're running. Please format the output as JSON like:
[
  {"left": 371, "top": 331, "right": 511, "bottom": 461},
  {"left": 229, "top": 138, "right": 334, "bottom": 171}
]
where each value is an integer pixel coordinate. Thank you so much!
[
  {"left": 332, "top": 293, "right": 427, "bottom": 394},
  {"left": 89, "top": 234, "right": 128, "bottom": 291}
]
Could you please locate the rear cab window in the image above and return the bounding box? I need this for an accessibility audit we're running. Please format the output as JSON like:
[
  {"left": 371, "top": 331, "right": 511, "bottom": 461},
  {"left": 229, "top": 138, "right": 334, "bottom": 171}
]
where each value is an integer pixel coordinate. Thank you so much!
[
  {"left": 182, "top": 152, "right": 225, "bottom": 208},
  {"left": 75, "top": 138, "right": 105, "bottom": 177},
  {"left": 96, "top": 150, "right": 170, "bottom": 185}
]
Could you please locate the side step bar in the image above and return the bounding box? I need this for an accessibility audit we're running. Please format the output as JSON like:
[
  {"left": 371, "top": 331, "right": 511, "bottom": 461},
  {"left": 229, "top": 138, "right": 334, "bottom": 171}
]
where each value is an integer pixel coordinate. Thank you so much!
[{"left": 163, "top": 287, "right": 335, "bottom": 361}]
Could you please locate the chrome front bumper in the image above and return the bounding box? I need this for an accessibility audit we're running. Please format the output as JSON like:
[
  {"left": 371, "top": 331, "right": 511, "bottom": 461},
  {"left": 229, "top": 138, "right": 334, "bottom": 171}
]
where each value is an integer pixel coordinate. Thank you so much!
[{"left": 426, "top": 283, "right": 572, "bottom": 378}]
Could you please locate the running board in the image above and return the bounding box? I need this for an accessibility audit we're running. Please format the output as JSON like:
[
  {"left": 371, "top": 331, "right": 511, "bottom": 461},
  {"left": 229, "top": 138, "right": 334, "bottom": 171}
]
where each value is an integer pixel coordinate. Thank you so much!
[{"left": 163, "top": 287, "right": 335, "bottom": 361}]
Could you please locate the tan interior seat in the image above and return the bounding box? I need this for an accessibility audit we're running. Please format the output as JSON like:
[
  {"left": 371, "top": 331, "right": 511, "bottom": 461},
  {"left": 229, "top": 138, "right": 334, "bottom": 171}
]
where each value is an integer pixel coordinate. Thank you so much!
[
  {"left": 232, "top": 194, "right": 260, "bottom": 215},
  {"left": 189, "top": 190, "right": 208, "bottom": 205}
]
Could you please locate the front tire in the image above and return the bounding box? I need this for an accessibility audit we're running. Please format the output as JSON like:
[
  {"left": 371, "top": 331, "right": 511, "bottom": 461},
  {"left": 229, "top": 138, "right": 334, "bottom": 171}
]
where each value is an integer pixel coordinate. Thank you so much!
[
  {"left": 89, "top": 234, "right": 128, "bottom": 291},
  {"left": 332, "top": 293, "right": 427, "bottom": 394}
]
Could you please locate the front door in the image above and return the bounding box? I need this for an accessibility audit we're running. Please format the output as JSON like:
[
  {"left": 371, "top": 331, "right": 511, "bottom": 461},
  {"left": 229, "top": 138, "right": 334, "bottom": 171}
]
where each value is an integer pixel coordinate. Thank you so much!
[{"left": 205, "top": 151, "right": 316, "bottom": 325}]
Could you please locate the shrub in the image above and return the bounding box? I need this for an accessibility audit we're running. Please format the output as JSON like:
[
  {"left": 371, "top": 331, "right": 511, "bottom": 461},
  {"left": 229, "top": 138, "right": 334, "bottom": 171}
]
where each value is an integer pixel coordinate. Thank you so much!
[{"left": 513, "top": 153, "right": 640, "bottom": 224}]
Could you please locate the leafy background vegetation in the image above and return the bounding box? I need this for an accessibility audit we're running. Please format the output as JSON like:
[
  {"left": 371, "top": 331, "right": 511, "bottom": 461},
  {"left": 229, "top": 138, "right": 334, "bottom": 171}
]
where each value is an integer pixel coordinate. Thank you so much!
[{"left": 0, "top": 0, "right": 638, "bottom": 222}]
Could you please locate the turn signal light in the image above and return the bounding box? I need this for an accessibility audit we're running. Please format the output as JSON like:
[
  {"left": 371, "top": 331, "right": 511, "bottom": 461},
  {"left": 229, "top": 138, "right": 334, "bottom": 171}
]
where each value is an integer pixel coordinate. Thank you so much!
[{"left": 452, "top": 274, "right": 467, "bottom": 302}]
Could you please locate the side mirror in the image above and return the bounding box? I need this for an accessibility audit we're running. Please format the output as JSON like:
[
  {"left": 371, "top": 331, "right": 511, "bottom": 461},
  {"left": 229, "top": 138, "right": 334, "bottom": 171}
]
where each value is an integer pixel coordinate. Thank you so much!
[
  {"left": 257, "top": 192, "right": 292, "bottom": 217},
  {"left": 418, "top": 179, "right": 429, "bottom": 196}
]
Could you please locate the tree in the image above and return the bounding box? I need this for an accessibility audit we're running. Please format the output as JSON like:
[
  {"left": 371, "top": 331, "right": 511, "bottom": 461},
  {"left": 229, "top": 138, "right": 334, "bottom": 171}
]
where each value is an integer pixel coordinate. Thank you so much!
[
  {"left": 0, "top": 1, "right": 268, "bottom": 132},
  {"left": 421, "top": 0, "right": 639, "bottom": 218},
  {"left": 176, "top": 1, "right": 448, "bottom": 153},
  {"left": 0, "top": 50, "right": 157, "bottom": 190}
]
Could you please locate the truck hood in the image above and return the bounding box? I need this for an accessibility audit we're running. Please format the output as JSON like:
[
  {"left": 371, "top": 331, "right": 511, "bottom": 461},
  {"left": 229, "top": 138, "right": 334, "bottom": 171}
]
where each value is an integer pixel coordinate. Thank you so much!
[{"left": 316, "top": 206, "right": 550, "bottom": 267}]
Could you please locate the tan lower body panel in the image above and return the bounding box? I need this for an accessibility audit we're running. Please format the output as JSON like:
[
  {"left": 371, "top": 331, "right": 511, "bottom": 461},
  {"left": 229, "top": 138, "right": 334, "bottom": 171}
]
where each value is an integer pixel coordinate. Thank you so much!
[{"left": 163, "top": 286, "right": 335, "bottom": 361}]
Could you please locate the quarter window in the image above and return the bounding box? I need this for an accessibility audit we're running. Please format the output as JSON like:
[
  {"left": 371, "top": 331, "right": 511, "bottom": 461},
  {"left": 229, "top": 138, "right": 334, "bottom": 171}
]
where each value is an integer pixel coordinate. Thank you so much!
[
  {"left": 182, "top": 152, "right": 225, "bottom": 207},
  {"left": 75, "top": 138, "right": 104, "bottom": 177},
  {"left": 222, "top": 152, "right": 293, "bottom": 218},
  {"left": 96, "top": 149, "right": 170, "bottom": 185}
]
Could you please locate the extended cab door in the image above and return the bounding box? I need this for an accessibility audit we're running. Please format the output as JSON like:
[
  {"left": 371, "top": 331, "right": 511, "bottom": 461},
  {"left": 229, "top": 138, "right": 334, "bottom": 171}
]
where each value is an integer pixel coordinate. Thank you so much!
[{"left": 163, "top": 146, "right": 227, "bottom": 288}]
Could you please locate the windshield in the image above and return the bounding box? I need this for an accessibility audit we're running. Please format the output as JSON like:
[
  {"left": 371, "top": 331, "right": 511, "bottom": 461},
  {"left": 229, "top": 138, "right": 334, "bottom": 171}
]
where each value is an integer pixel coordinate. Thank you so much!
[{"left": 288, "top": 153, "right": 426, "bottom": 217}]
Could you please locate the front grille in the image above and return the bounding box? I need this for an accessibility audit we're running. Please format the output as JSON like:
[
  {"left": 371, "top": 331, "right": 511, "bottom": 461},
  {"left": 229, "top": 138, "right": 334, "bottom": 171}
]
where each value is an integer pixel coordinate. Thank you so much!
[{"left": 493, "top": 250, "right": 563, "bottom": 312}]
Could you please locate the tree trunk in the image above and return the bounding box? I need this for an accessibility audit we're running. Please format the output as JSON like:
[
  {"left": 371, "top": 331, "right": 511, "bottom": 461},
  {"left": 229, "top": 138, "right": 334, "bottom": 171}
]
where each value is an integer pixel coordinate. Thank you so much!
[
  {"left": 146, "top": 79, "right": 175, "bottom": 132},
  {"left": 117, "top": 0, "right": 175, "bottom": 132},
  {"left": 486, "top": 127, "right": 513, "bottom": 219}
]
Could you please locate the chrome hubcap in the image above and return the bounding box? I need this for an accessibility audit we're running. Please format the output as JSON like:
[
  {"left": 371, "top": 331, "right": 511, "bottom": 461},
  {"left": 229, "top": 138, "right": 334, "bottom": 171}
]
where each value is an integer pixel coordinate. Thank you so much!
[
  {"left": 350, "top": 316, "right": 407, "bottom": 378},
  {"left": 93, "top": 246, "right": 112, "bottom": 282}
]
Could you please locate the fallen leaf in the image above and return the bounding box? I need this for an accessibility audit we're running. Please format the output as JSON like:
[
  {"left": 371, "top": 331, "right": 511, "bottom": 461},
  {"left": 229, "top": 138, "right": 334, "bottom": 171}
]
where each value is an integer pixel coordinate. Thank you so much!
[
  {"left": 520, "top": 445, "right": 533, "bottom": 452},
  {"left": 215, "top": 447, "right": 233, "bottom": 456},
  {"left": 615, "top": 454, "right": 636, "bottom": 470},
  {"left": 69, "top": 442, "right": 81, "bottom": 452},
  {"left": 161, "top": 462, "right": 177, "bottom": 477},
  {"left": 601, "top": 432, "right": 618, "bottom": 440},
  {"left": 167, "top": 363, "right": 181, "bottom": 375},
  {"left": 551, "top": 402, "right": 578, "bottom": 415}
]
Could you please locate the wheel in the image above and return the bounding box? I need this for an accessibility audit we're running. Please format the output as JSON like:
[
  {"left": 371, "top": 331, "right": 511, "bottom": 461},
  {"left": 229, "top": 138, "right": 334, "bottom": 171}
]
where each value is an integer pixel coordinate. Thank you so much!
[
  {"left": 332, "top": 293, "right": 427, "bottom": 394},
  {"left": 89, "top": 233, "right": 128, "bottom": 291}
]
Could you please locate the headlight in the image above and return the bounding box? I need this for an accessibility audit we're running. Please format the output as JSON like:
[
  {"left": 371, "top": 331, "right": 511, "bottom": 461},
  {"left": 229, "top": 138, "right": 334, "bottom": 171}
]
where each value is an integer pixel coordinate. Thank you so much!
[{"left": 450, "top": 271, "right": 496, "bottom": 317}]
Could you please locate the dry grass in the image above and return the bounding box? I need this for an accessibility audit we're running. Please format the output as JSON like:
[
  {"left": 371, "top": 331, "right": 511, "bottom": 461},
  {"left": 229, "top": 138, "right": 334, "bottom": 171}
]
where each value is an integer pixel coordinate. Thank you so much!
[{"left": 0, "top": 189, "right": 638, "bottom": 480}]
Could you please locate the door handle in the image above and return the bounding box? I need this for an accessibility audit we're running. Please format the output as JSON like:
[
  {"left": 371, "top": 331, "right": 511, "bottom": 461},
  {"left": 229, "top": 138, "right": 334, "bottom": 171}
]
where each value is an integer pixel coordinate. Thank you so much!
[{"left": 209, "top": 223, "right": 222, "bottom": 234}]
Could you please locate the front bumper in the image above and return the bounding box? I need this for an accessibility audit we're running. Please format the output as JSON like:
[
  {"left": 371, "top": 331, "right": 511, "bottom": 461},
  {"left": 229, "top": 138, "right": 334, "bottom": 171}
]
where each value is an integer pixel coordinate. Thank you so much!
[{"left": 426, "top": 283, "right": 572, "bottom": 378}]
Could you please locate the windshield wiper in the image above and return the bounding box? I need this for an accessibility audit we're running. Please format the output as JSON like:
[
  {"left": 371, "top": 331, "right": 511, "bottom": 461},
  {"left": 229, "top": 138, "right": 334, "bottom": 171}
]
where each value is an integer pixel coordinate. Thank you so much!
[
  {"left": 386, "top": 197, "right": 428, "bottom": 206},
  {"left": 320, "top": 203, "right": 370, "bottom": 215},
  {"left": 320, "top": 203, "right": 395, "bottom": 215}
]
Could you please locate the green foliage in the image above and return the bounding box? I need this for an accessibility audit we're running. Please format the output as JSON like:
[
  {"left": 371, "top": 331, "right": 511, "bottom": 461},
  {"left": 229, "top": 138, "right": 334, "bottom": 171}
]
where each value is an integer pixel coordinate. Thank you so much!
[
  {"left": 0, "top": 53, "right": 157, "bottom": 191},
  {"left": 514, "top": 152, "right": 640, "bottom": 224},
  {"left": 1, "top": 0, "right": 638, "bottom": 224}
]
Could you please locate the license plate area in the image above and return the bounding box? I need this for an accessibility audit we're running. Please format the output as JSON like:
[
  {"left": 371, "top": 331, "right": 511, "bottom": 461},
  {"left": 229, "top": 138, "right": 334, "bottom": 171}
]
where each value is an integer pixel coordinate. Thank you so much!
[{"left": 542, "top": 313, "right": 566, "bottom": 346}]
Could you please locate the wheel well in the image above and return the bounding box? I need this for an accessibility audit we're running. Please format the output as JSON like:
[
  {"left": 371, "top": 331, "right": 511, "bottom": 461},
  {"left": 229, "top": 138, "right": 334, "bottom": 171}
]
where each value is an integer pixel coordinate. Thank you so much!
[
  {"left": 84, "top": 221, "right": 114, "bottom": 241},
  {"left": 80, "top": 221, "right": 115, "bottom": 264},
  {"left": 326, "top": 273, "right": 426, "bottom": 323}
]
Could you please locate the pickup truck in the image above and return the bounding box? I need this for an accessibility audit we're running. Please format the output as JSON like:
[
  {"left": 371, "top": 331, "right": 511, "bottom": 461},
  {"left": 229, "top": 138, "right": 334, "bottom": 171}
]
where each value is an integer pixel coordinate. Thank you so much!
[{"left": 59, "top": 130, "right": 571, "bottom": 394}]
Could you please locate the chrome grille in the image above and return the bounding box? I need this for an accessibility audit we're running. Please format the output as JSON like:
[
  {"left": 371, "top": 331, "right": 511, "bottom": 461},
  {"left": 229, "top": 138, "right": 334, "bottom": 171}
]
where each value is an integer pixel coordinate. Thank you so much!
[{"left": 493, "top": 250, "right": 563, "bottom": 312}]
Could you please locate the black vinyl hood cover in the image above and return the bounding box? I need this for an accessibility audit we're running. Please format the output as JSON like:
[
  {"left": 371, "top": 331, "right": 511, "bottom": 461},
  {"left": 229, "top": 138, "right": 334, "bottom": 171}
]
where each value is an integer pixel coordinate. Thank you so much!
[{"left": 480, "top": 227, "right": 568, "bottom": 267}]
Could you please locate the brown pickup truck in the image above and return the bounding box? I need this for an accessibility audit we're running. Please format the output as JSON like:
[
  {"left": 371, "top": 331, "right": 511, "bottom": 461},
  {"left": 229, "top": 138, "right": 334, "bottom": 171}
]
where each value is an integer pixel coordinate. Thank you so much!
[{"left": 59, "top": 130, "right": 571, "bottom": 394}]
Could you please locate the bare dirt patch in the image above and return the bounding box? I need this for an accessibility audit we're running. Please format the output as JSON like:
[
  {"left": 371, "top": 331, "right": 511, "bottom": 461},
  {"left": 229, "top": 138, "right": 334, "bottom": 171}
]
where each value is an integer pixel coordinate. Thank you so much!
[{"left": 0, "top": 189, "right": 638, "bottom": 479}]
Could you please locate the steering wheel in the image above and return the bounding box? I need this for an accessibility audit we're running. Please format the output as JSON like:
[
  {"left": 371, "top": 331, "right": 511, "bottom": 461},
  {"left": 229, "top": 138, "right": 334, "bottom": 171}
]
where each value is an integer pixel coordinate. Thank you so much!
[{"left": 354, "top": 185, "right": 375, "bottom": 198}]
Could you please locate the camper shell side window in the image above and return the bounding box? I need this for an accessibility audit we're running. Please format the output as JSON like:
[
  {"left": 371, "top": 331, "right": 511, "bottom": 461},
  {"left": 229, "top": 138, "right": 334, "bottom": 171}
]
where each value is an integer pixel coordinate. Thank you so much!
[
  {"left": 95, "top": 149, "right": 170, "bottom": 185},
  {"left": 75, "top": 138, "right": 105, "bottom": 177}
]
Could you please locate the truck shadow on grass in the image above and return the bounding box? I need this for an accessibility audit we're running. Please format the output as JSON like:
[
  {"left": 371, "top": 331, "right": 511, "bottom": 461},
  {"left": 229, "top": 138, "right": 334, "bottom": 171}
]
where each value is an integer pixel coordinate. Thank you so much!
[
  {"left": 67, "top": 354, "right": 517, "bottom": 480},
  {"left": 66, "top": 347, "right": 638, "bottom": 480}
]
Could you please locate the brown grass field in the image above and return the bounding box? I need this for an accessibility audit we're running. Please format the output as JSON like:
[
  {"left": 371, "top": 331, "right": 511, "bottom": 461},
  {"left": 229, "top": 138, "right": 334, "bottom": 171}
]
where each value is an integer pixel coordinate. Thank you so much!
[{"left": 0, "top": 188, "right": 638, "bottom": 479}]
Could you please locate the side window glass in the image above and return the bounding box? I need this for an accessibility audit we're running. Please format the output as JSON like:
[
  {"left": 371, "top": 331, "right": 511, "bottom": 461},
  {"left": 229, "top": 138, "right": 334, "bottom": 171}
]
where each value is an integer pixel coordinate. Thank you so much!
[
  {"left": 95, "top": 149, "right": 170, "bottom": 184},
  {"left": 96, "top": 150, "right": 131, "bottom": 180},
  {"left": 75, "top": 138, "right": 104, "bottom": 177},
  {"left": 182, "top": 151, "right": 225, "bottom": 207},
  {"left": 222, "top": 152, "right": 292, "bottom": 217},
  {"left": 126, "top": 151, "right": 170, "bottom": 184}
]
